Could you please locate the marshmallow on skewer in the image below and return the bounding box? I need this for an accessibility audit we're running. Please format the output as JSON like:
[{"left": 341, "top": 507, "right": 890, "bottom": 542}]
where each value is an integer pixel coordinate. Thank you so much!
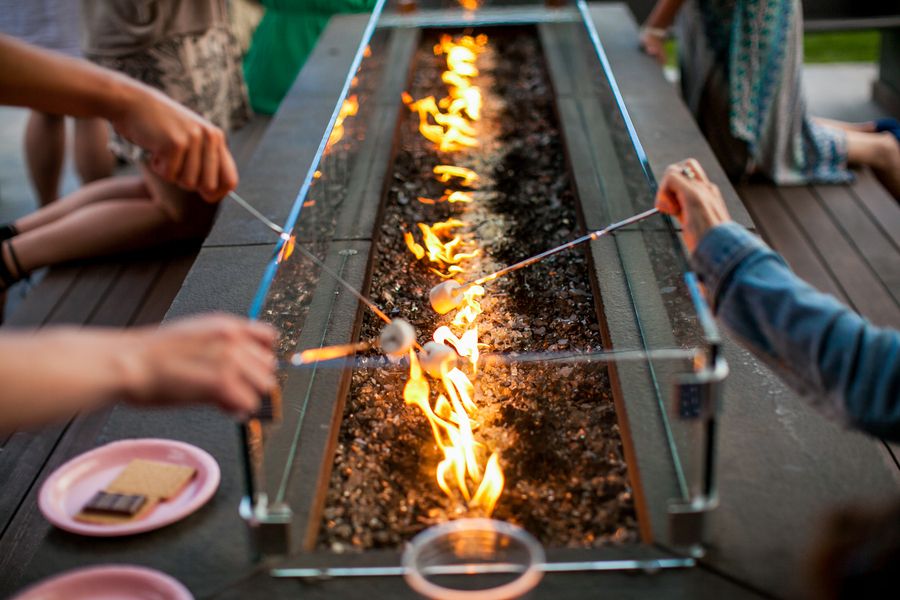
[
  {"left": 429, "top": 280, "right": 464, "bottom": 314},
  {"left": 419, "top": 341, "right": 458, "bottom": 378},
  {"left": 380, "top": 319, "right": 417, "bottom": 361}
]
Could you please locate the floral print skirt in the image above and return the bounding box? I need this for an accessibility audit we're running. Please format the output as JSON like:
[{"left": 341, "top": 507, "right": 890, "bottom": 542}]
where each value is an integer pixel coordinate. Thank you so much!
[{"left": 89, "top": 24, "right": 252, "bottom": 161}]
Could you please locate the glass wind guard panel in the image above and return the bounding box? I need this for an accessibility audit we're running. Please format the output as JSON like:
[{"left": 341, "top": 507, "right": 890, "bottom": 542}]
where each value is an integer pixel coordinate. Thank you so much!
[{"left": 243, "top": 0, "right": 721, "bottom": 556}]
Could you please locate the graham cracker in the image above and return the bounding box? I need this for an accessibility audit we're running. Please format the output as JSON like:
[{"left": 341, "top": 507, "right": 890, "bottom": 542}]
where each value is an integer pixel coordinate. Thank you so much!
[{"left": 105, "top": 459, "right": 196, "bottom": 500}]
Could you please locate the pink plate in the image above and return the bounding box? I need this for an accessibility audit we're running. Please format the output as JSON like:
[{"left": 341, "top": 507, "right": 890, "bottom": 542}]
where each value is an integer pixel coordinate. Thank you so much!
[
  {"left": 39, "top": 438, "right": 220, "bottom": 537},
  {"left": 11, "top": 564, "right": 193, "bottom": 600}
]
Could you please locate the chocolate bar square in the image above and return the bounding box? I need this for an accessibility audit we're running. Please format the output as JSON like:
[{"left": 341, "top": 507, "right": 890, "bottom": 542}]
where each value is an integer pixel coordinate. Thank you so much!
[{"left": 82, "top": 491, "right": 147, "bottom": 516}]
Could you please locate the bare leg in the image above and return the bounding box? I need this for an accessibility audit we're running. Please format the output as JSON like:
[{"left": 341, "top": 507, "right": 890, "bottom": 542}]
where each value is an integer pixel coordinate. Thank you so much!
[
  {"left": 844, "top": 129, "right": 900, "bottom": 200},
  {"left": 13, "top": 176, "right": 148, "bottom": 233},
  {"left": 24, "top": 111, "right": 65, "bottom": 206},
  {"left": 73, "top": 118, "right": 115, "bottom": 183},
  {"left": 814, "top": 117, "right": 876, "bottom": 134},
  {"left": 7, "top": 168, "right": 216, "bottom": 274}
]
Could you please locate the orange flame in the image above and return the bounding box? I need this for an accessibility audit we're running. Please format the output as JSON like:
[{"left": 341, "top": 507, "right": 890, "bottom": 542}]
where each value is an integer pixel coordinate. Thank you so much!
[
  {"left": 405, "top": 95, "right": 478, "bottom": 152},
  {"left": 434, "top": 325, "right": 480, "bottom": 370},
  {"left": 400, "top": 34, "right": 504, "bottom": 516},
  {"left": 434, "top": 165, "right": 479, "bottom": 187},
  {"left": 450, "top": 284, "right": 485, "bottom": 328},
  {"left": 326, "top": 95, "right": 359, "bottom": 149},
  {"left": 277, "top": 235, "right": 296, "bottom": 263},
  {"left": 443, "top": 190, "right": 474, "bottom": 204},
  {"left": 404, "top": 231, "right": 425, "bottom": 260},
  {"left": 416, "top": 190, "right": 474, "bottom": 205},
  {"left": 403, "top": 219, "right": 479, "bottom": 273},
  {"left": 404, "top": 349, "right": 500, "bottom": 512}
]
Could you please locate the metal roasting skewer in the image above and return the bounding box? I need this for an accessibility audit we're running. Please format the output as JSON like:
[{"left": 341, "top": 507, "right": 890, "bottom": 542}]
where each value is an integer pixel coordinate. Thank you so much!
[
  {"left": 226, "top": 190, "right": 423, "bottom": 351},
  {"left": 270, "top": 557, "right": 695, "bottom": 579},
  {"left": 276, "top": 347, "right": 699, "bottom": 371},
  {"left": 466, "top": 207, "right": 660, "bottom": 289},
  {"left": 227, "top": 190, "right": 291, "bottom": 240}
]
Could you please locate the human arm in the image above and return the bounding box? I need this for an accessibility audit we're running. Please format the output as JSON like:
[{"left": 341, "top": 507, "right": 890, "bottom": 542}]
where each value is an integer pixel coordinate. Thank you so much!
[
  {"left": 0, "top": 34, "right": 237, "bottom": 202},
  {"left": 640, "top": 0, "right": 687, "bottom": 64},
  {"left": 0, "top": 315, "right": 277, "bottom": 434},
  {"left": 657, "top": 160, "right": 900, "bottom": 440}
]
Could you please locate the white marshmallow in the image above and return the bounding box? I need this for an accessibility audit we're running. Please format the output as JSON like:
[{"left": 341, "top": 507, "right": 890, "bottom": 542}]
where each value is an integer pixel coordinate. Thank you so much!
[
  {"left": 429, "top": 280, "right": 464, "bottom": 314},
  {"left": 380, "top": 319, "right": 416, "bottom": 359},
  {"left": 419, "top": 342, "right": 458, "bottom": 378}
]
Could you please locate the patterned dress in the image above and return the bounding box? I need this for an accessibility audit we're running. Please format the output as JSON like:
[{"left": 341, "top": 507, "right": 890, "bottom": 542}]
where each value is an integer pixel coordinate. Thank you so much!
[
  {"left": 678, "top": 0, "right": 851, "bottom": 184},
  {"left": 83, "top": 1, "right": 251, "bottom": 161}
]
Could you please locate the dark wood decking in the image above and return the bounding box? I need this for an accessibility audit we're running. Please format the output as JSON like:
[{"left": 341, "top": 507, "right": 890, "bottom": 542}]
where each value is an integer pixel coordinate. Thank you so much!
[{"left": 738, "top": 169, "right": 900, "bottom": 331}]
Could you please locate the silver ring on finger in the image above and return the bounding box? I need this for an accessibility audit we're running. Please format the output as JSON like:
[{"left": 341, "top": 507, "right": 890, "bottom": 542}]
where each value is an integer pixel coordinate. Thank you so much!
[{"left": 680, "top": 165, "right": 697, "bottom": 180}]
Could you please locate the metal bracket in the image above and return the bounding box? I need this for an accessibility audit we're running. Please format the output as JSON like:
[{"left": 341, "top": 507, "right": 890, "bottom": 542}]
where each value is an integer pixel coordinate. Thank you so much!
[
  {"left": 241, "top": 495, "right": 293, "bottom": 557},
  {"left": 668, "top": 350, "right": 728, "bottom": 550}
]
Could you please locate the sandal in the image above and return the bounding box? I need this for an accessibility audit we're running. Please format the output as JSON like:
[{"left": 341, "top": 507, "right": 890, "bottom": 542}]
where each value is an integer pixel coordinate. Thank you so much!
[
  {"left": 0, "top": 240, "right": 24, "bottom": 292},
  {"left": 0, "top": 224, "right": 18, "bottom": 242}
]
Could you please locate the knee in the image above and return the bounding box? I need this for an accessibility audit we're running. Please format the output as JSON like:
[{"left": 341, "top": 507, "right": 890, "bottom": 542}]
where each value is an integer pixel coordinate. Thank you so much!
[{"left": 873, "top": 133, "right": 900, "bottom": 171}]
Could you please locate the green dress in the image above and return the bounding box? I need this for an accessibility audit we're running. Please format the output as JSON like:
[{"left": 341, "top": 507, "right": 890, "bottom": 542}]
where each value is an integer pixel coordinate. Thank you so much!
[{"left": 243, "top": 0, "right": 376, "bottom": 115}]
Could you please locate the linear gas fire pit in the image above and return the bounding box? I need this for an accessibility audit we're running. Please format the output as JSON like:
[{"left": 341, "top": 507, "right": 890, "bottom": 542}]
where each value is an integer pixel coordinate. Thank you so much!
[{"left": 240, "top": 0, "right": 726, "bottom": 585}]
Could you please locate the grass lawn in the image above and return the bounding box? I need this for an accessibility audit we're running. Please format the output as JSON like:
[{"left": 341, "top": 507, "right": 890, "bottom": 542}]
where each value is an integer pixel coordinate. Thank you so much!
[
  {"left": 663, "top": 31, "right": 881, "bottom": 67},
  {"left": 804, "top": 31, "right": 881, "bottom": 63}
]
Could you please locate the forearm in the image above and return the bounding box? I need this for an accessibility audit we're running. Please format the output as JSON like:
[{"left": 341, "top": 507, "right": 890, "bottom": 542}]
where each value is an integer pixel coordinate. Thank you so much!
[
  {"left": 0, "top": 329, "right": 139, "bottom": 433},
  {"left": 644, "top": 0, "right": 688, "bottom": 28},
  {"left": 0, "top": 34, "right": 137, "bottom": 122},
  {"left": 694, "top": 224, "right": 900, "bottom": 439}
]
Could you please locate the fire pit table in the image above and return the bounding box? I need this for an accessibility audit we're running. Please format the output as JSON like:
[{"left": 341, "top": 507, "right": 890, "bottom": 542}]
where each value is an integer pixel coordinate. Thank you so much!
[
  {"left": 241, "top": 0, "right": 725, "bottom": 565},
  {"left": 3, "top": 3, "right": 898, "bottom": 600}
]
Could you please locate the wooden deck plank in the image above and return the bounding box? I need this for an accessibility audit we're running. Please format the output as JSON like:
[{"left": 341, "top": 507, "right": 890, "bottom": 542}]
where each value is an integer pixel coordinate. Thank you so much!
[
  {"left": 0, "top": 423, "right": 67, "bottom": 538},
  {"left": 44, "top": 262, "right": 124, "bottom": 326},
  {"left": 86, "top": 257, "right": 164, "bottom": 327},
  {"left": 778, "top": 185, "right": 900, "bottom": 329},
  {"left": 852, "top": 169, "right": 900, "bottom": 249},
  {"left": 3, "top": 265, "right": 83, "bottom": 328},
  {"left": 738, "top": 182, "right": 849, "bottom": 302},
  {"left": 814, "top": 183, "right": 900, "bottom": 307},
  {"left": 131, "top": 248, "right": 200, "bottom": 326}
]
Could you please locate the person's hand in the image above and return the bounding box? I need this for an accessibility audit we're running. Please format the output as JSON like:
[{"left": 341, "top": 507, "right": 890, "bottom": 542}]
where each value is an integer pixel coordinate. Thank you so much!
[
  {"left": 656, "top": 159, "right": 732, "bottom": 253},
  {"left": 111, "top": 83, "right": 238, "bottom": 203},
  {"left": 639, "top": 27, "right": 668, "bottom": 65},
  {"left": 123, "top": 314, "right": 278, "bottom": 418}
]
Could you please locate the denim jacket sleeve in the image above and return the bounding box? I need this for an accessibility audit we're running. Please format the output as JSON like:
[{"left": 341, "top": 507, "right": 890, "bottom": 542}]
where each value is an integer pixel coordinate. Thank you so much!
[{"left": 691, "top": 222, "right": 900, "bottom": 441}]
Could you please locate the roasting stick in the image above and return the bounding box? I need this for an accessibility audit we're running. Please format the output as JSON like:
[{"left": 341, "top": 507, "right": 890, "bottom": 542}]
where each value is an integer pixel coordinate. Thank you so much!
[
  {"left": 227, "top": 190, "right": 393, "bottom": 323},
  {"left": 430, "top": 207, "right": 661, "bottom": 313},
  {"left": 227, "top": 191, "right": 292, "bottom": 241},
  {"left": 226, "top": 190, "right": 423, "bottom": 354},
  {"left": 271, "top": 556, "right": 695, "bottom": 579}
]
